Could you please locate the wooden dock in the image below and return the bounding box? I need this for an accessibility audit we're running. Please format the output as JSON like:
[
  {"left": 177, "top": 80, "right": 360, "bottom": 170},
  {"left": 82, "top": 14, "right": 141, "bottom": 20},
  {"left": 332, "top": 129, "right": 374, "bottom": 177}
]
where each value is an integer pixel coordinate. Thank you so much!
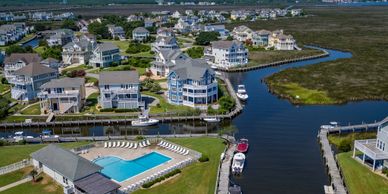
[
  {"left": 318, "top": 129, "right": 347, "bottom": 194},
  {"left": 0, "top": 76, "right": 243, "bottom": 129},
  {"left": 327, "top": 117, "right": 388, "bottom": 133},
  {"left": 215, "top": 50, "right": 329, "bottom": 73},
  {"left": 216, "top": 136, "right": 236, "bottom": 194}
]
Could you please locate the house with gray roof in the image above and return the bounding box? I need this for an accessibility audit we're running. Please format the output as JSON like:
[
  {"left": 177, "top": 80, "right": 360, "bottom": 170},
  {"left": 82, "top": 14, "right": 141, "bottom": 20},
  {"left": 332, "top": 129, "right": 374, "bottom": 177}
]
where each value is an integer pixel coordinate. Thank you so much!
[
  {"left": 0, "top": 23, "right": 28, "bottom": 46},
  {"left": 167, "top": 59, "right": 218, "bottom": 109},
  {"left": 46, "top": 29, "right": 74, "bottom": 47},
  {"left": 107, "top": 24, "right": 125, "bottom": 40},
  {"left": 204, "top": 40, "right": 248, "bottom": 69},
  {"left": 151, "top": 36, "right": 179, "bottom": 52},
  {"left": 10, "top": 62, "right": 58, "bottom": 101},
  {"left": 31, "top": 144, "right": 120, "bottom": 194},
  {"left": 132, "top": 27, "right": 149, "bottom": 42},
  {"left": 62, "top": 35, "right": 96, "bottom": 65},
  {"left": 151, "top": 49, "right": 189, "bottom": 77},
  {"left": 89, "top": 42, "right": 121, "bottom": 68},
  {"left": 38, "top": 77, "right": 85, "bottom": 114},
  {"left": 98, "top": 71, "right": 144, "bottom": 109}
]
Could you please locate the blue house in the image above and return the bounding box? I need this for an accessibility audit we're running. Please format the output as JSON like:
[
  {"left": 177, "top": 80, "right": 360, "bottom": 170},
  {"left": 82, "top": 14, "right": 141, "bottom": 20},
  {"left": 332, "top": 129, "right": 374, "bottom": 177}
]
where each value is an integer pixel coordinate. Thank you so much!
[
  {"left": 10, "top": 62, "right": 58, "bottom": 101},
  {"left": 167, "top": 59, "right": 218, "bottom": 110}
]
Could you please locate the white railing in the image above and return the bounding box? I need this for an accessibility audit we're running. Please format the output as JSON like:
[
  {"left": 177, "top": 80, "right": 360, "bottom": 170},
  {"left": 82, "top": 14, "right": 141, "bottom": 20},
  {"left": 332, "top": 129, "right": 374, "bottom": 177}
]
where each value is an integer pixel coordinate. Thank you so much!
[
  {"left": 354, "top": 139, "right": 388, "bottom": 160},
  {"left": 0, "top": 159, "right": 32, "bottom": 175}
]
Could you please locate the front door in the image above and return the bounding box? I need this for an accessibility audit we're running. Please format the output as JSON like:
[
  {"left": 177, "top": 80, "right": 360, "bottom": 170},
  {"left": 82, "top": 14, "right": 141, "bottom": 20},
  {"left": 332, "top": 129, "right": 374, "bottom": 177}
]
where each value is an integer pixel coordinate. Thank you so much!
[{"left": 53, "top": 103, "right": 58, "bottom": 111}]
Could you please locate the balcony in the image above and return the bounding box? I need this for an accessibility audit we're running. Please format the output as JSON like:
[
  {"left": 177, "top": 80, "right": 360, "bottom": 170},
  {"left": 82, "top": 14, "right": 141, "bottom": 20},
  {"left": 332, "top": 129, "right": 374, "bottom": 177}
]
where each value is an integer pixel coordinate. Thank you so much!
[
  {"left": 354, "top": 139, "right": 388, "bottom": 160},
  {"left": 9, "top": 78, "right": 32, "bottom": 85},
  {"left": 38, "top": 90, "right": 80, "bottom": 99},
  {"left": 101, "top": 88, "right": 138, "bottom": 94}
]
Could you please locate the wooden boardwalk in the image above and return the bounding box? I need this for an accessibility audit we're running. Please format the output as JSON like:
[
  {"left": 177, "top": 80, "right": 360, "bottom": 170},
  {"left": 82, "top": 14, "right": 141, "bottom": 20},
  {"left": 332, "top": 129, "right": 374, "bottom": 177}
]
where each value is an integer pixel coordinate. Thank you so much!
[
  {"left": 327, "top": 117, "right": 388, "bottom": 133},
  {"left": 318, "top": 129, "right": 347, "bottom": 194},
  {"left": 216, "top": 136, "right": 236, "bottom": 194}
]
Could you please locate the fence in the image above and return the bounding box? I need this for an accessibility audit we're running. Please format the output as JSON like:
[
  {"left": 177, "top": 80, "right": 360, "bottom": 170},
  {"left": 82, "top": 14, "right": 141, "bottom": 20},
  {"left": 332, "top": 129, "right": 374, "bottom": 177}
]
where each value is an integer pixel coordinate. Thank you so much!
[{"left": 0, "top": 159, "right": 32, "bottom": 176}]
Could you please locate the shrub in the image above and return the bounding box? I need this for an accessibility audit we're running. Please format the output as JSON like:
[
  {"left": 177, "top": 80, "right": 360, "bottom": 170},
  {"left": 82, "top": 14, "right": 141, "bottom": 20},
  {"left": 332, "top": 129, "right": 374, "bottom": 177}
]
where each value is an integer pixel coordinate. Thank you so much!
[
  {"left": 99, "top": 108, "right": 115, "bottom": 112},
  {"left": 136, "top": 135, "right": 144, "bottom": 140},
  {"left": 142, "top": 169, "right": 181, "bottom": 188},
  {"left": 1, "top": 77, "right": 8, "bottom": 85},
  {"left": 199, "top": 155, "right": 209, "bottom": 162},
  {"left": 114, "top": 108, "right": 139, "bottom": 113},
  {"left": 338, "top": 139, "right": 352, "bottom": 152}
]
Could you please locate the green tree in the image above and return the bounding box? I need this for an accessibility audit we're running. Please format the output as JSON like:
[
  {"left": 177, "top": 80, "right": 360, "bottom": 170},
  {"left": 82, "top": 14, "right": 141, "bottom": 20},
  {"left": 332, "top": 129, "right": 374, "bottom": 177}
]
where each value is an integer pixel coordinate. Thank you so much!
[
  {"left": 88, "top": 22, "right": 110, "bottom": 39},
  {"left": 218, "top": 96, "right": 235, "bottom": 113},
  {"left": 41, "top": 46, "right": 62, "bottom": 60},
  {"left": 5, "top": 45, "right": 33, "bottom": 56},
  {"left": 195, "top": 31, "right": 220, "bottom": 45},
  {"left": 186, "top": 47, "right": 204, "bottom": 58},
  {"left": 61, "top": 19, "right": 79, "bottom": 31}
]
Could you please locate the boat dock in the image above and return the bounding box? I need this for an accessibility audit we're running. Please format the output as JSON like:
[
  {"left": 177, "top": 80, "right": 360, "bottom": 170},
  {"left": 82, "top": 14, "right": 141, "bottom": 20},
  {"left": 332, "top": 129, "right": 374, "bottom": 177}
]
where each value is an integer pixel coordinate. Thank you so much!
[
  {"left": 216, "top": 136, "right": 236, "bottom": 194},
  {"left": 318, "top": 129, "right": 347, "bottom": 194},
  {"left": 326, "top": 117, "right": 387, "bottom": 133}
]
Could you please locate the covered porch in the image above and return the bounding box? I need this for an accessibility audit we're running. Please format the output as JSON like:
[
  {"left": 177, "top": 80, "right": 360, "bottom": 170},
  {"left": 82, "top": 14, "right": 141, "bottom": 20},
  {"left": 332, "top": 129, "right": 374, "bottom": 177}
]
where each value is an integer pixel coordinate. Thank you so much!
[{"left": 353, "top": 139, "right": 388, "bottom": 171}]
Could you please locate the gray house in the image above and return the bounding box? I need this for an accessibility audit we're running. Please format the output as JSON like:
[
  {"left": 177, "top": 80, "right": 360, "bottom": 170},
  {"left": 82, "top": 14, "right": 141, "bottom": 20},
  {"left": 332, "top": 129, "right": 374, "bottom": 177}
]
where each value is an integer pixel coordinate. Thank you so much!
[
  {"left": 31, "top": 144, "right": 120, "bottom": 194},
  {"left": 98, "top": 71, "right": 144, "bottom": 109},
  {"left": 353, "top": 117, "right": 388, "bottom": 171}
]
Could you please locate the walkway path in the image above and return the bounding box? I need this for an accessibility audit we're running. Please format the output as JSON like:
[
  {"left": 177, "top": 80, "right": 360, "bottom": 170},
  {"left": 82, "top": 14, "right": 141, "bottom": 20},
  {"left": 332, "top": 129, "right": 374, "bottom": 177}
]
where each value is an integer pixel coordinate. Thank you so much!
[
  {"left": 318, "top": 129, "right": 347, "bottom": 194},
  {"left": 217, "top": 137, "right": 236, "bottom": 194},
  {"left": 0, "top": 177, "right": 32, "bottom": 192}
]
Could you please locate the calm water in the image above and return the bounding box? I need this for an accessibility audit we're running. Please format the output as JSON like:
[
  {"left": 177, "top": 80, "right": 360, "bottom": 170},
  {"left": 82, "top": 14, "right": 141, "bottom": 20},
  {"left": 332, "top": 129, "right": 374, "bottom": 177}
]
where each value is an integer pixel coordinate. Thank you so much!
[
  {"left": 21, "top": 37, "right": 39, "bottom": 48},
  {"left": 3, "top": 48, "right": 388, "bottom": 193}
]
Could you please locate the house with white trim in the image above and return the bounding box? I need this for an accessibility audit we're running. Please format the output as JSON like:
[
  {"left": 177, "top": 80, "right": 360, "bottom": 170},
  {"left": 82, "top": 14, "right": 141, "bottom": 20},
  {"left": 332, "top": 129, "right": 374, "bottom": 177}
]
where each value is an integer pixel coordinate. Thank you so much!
[
  {"left": 132, "top": 27, "right": 149, "bottom": 42},
  {"left": 89, "top": 42, "right": 121, "bottom": 68},
  {"left": 151, "top": 49, "right": 189, "bottom": 77},
  {"left": 204, "top": 40, "right": 248, "bottom": 69}
]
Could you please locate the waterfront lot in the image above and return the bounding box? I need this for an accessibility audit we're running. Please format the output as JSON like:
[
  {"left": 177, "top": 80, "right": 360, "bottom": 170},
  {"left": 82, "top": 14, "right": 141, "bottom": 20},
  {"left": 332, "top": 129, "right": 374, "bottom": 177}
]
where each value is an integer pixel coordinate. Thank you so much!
[
  {"left": 230, "top": 7, "right": 388, "bottom": 104},
  {"left": 134, "top": 137, "right": 225, "bottom": 194},
  {"left": 247, "top": 49, "right": 324, "bottom": 67}
]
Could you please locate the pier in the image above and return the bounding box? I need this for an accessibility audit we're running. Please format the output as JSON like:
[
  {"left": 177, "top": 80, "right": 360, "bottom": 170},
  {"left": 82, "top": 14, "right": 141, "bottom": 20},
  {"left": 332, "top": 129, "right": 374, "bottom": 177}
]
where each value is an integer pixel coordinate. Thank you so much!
[
  {"left": 327, "top": 117, "right": 388, "bottom": 133},
  {"left": 216, "top": 136, "right": 236, "bottom": 194},
  {"left": 318, "top": 129, "right": 347, "bottom": 194}
]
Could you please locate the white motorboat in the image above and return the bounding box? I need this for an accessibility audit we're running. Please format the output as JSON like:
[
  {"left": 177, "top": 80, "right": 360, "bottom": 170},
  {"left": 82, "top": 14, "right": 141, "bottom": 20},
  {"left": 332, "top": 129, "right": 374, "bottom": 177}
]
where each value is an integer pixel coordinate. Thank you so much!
[
  {"left": 321, "top": 125, "right": 335, "bottom": 130},
  {"left": 231, "top": 153, "right": 246, "bottom": 174},
  {"left": 203, "top": 117, "right": 221, "bottom": 123},
  {"left": 132, "top": 115, "right": 159, "bottom": 127},
  {"left": 236, "top": 85, "right": 248, "bottom": 101}
]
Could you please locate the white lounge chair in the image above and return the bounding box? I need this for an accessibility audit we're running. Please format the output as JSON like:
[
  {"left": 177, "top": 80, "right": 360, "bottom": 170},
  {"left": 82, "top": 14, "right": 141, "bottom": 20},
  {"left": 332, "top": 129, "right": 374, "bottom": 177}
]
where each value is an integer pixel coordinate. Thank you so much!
[
  {"left": 120, "top": 142, "right": 124, "bottom": 148},
  {"left": 177, "top": 147, "right": 184, "bottom": 154},
  {"left": 146, "top": 140, "right": 151, "bottom": 146},
  {"left": 112, "top": 142, "right": 116, "bottom": 148},
  {"left": 117, "top": 141, "right": 121, "bottom": 147},
  {"left": 158, "top": 141, "right": 163, "bottom": 146},
  {"left": 104, "top": 142, "right": 108, "bottom": 148},
  {"left": 133, "top": 143, "right": 138, "bottom": 149},
  {"left": 183, "top": 150, "right": 189, "bottom": 155},
  {"left": 108, "top": 142, "right": 112, "bottom": 148},
  {"left": 140, "top": 141, "right": 145, "bottom": 148},
  {"left": 162, "top": 142, "right": 168, "bottom": 147},
  {"left": 128, "top": 143, "right": 133, "bottom": 149},
  {"left": 124, "top": 142, "right": 130, "bottom": 148}
]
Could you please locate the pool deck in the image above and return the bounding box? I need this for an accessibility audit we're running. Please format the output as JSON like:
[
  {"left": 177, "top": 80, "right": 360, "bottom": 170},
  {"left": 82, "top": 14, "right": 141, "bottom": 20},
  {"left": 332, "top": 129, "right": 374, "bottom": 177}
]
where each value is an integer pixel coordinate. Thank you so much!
[{"left": 80, "top": 144, "right": 191, "bottom": 188}]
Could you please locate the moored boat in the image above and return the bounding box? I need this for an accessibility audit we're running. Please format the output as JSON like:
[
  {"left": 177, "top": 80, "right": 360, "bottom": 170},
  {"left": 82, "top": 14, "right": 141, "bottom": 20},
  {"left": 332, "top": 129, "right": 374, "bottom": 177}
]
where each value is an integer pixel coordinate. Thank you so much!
[
  {"left": 131, "top": 115, "right": 159, "bottom": 127},
  {"left": 236, "top": 138, "right": 249, "bottom": 153},
  {"left": 236, "top": 85, "right": 248, "bottom": 101},
  {"left": 232, "top": 152, "right": 246, "bottom": 174},
  {"left": 203, "top": 117, "right": 221, "bottom": 123}
]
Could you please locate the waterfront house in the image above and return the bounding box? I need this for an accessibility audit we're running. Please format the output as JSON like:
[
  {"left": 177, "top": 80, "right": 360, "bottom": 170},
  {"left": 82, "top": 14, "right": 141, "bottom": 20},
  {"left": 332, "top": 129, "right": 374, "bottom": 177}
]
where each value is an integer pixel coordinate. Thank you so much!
[
  {"left": 151, "top": 36, "right": 179, "bottom": 52},
  {"left": 0, "top": 23, "right": 28, "bottom": 46},
  {"left": 204, "top": 40, "right": 249, "bottom": 69},
  {"left": 353, "top": 117, "right": 388, "bottom": 171},
  {"left": 132, "top": 27, "right": 150, "bottom": 42},
  {"left": 38, "top": 77, "right": 85, "bottom": 114},
  {"left": 31, "top": 144, "right": 120, "bottom": 194},
  {"left": 232, "top": 25, "right": 253, "bottom": 42},
  {"left": 167, "top": 58, "right": 218, "bottom": 110},
  {"left": 268, "top": 30, "right": 296, "bottom": 50},
  {"left": 10, "top": 62, "right": 58, "bottom": 101},
  {"left": 252, "top": 30, "right": 271, "bottom": 47},
  {"left": 32, "top": 12, "right": 53, "bottom": 21},
  {"left": 89, "top": 42, "right": 121, "bottom": 68},
  {"left": 98, "top": 71, "right": 144, "bottom": 109},
  {"left": 151, "top": 49, "right": 189, "bottom": 77},
  {"left": 4, "top": 53, "right": 42, "bottom": 81},
  {"left": 144, "top": 19, "right": 155, "bottom": 28},
  {"left": 62, "top": 35, "right": 96, "bottom": 65},
  {"left": 46, "top": 29, "right": 74, "bottom": 47},
  {"left": 107, "top": 24, "right": 125, "bottom": 40}
]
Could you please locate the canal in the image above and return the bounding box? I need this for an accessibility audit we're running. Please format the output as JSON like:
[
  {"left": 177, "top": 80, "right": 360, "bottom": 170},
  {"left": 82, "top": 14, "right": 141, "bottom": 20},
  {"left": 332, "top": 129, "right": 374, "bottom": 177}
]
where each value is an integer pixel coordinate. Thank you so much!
[{"left": 2, "top": 48, "right": 388, "bottom": 193}]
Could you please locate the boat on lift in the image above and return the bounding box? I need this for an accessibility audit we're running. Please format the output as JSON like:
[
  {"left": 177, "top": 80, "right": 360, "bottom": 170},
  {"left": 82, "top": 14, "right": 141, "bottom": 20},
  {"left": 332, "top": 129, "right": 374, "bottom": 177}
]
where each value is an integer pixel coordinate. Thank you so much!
[
  {"left": 231, "top": 152, "right": 246, "bottom": 174},
  {"left": 236, "top": 85, "right": 248, "bottom": 101}
]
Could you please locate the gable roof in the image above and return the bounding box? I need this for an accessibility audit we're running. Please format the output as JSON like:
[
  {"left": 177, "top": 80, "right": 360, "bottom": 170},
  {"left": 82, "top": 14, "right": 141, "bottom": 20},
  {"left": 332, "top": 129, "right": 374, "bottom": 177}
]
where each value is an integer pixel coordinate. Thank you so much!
[
  {"left": 211, "top": 40, "right": 243, "bottom": 49},
  {"left": 4, "top": 53, "right": 41, "bottom": 64},
  {"left": 14, "top": 62, "right": 57, "bottom": 76},
  {"left": 159, "top": 49, "right": 187, "bottom": 62},
  {"left": 133, "top": 27, "right": 149, "bottom": 34},
  {"left": 171, "top": 59, "right": 214, "bottom": 81},
  {"left": 99, "top": 71, "right": 139, "bottom": 85},
  {"left": 96, "top": 42, "right": 118, "bottom": 52},
  {"left": 31, "top": 144, "right": 102, "bottom": 181},
  {"left": 40, "top": 77, "right": 84, "bottom": 89}
]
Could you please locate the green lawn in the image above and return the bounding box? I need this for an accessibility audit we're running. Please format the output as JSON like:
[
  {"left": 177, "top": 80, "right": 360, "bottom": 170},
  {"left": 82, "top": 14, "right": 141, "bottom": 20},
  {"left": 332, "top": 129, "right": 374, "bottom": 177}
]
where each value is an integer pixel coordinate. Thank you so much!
[
  {"left": 141, "top": 91, "right": 197, "bottom": 115},
  {"left": 131, "top": 51, "right": 154, "bottom": 58},
  {"left": 337, "top": 152, "right": 388, "bottom": 194},
  {"left": 61, "top": 64, "right": 91, "bottom": 75},
  {"left": 20, "top": 103, "right": 41, "bottom": 115},
  {"left": 0, "top": 166, "right": 32, "bottom": 187},
  {"left": 265, "top": 82, "right": 336, "bottom": 104},
  {"left": 89, "top": 65, "right": 147, "bottom": 76},
  {"left": 33, "top": 46, "right": 45, "bottom": 55},
  {"left": 0, "top": 83, "right": 10, "bottom": 94},
  {"left": 1, "top": 174, "right": 62, "bottom": 194},
  {"left": 83, "top": 92, "right": 99, "bottom": 113},
  {"left": 134, "top": 137, "right": 226, "bottom": 194},
  {"left": 85, "top": 76, "right": 98, "bottom": 85},
  {"left": 328, "top": 132, "right": 376, "bottom": 149},
  {"left": 0, "top": 142, "right": 91, "bottom": 167}
]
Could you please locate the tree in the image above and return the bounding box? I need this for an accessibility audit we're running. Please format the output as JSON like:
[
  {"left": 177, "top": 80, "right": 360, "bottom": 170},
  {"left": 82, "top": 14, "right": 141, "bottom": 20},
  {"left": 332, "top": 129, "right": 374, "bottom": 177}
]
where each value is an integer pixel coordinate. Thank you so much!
[
  {"left": 218, "top": 96, "right": 236, "bottom": 113},
  {"left": 5, "top": 45, "right": 33, "bottom": 56},
  {"left": 88, "top": 22, "right": 110, "bottom": 39},
  {"left": 186, "top": 47, "right": 204, "bottom": 59},
  {"left": 195, "top": 31, "right": 220, "bottom": 46},
  {"left": 226, "top": 36, "right": 234, "bottom": 41},
  {"left": 338, "top": 139, "right": 352, "bottom": 152},
  {"left": 61, "top": 19, "right": 79, "bottom": 31},
  {"left": 126, "top": 43, "right": 150, "bottom": 54},
  {"left": 41, "top": 46, "right": 62, "bottom": 60}
]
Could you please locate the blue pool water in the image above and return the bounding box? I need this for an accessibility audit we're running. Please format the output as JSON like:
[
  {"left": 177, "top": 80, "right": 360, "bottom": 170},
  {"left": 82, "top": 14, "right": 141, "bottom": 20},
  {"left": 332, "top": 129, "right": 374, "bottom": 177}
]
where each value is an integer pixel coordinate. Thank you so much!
[{"left": 94, "top": 152, "right": 171, "bottom": 182}]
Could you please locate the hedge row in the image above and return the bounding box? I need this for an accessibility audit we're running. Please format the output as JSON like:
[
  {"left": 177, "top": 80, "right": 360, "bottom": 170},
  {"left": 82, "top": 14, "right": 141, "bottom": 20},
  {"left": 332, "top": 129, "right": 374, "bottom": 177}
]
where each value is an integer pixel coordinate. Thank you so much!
[
  {"left": 142, "top": 169, "right": 181, "bottom": 188},
  {"left": 99, "top": 108, "right": 140, "bottom": 113}
]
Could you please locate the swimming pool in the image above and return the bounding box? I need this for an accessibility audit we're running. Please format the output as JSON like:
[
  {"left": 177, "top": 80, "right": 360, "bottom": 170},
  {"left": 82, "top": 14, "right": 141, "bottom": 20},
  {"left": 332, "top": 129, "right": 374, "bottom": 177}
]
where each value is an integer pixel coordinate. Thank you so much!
[{"left": 93, "top": 152, "right": 171, "bottom": 182}]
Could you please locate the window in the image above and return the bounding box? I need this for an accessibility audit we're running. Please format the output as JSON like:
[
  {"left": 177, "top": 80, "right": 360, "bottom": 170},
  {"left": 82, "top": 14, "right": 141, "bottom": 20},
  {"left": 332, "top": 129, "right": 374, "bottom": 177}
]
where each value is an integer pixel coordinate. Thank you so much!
[
  {"left": 63, "top": 177, "right": 68, "bottom": 185},
  {"left": 104, "top": 85, "right": 110, "bottom": 90}
]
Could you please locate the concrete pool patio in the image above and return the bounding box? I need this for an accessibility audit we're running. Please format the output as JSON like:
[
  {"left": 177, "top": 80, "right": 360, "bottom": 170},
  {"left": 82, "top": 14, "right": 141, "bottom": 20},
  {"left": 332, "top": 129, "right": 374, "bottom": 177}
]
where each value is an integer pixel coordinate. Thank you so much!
[{"left": 80, "top": 140, "right": 200, "bottom": 191}]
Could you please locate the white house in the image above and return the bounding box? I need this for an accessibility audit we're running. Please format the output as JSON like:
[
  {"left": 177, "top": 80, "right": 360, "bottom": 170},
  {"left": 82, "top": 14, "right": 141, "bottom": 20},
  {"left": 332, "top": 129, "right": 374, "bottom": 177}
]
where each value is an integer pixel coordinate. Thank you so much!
[
  {"left": 151, "top": 49, "right": 189, "bottom": 77},
  {"left": 204, "top": 40, "right": 249, "bottom": 69},
  {"left": 62, "top": 35, "right": 96, "bottom": 65},
  {"left": 31, "top": 144, "right": 120, "bottom": 194},
  {"left": 132, "top": 27, "right": 150, "bottom": 42},
  {"left": 46, "top": 29, "right": 74, "bottom": 47},
  {"left": 268, "top": 30, "right": 296, "bottom": 50},
  {"left": 107, "top": 24, "right": 125, "bottom": 40},
  {"left": 232, "top": 25, "right": 253, "bottom": 42},
  {"left": 151, "top": 36, "right": 179, "bottom": 52},
  {"left": 0, "top": 23, "right": 28, "bottom": 46}
]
